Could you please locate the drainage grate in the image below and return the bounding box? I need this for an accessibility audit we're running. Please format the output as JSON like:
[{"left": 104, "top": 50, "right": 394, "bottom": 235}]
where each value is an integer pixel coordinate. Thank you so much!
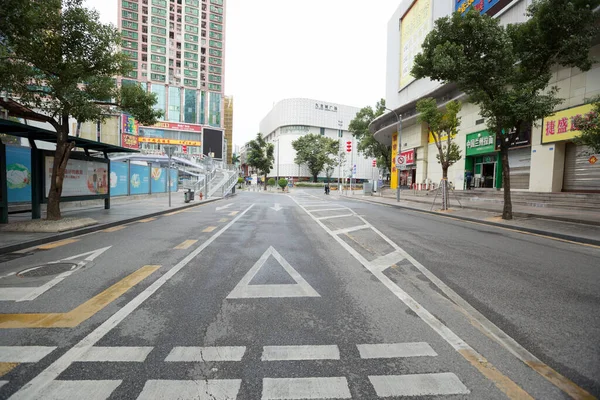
[{"left": 17, "top": 262, "right": 78, "bottom": 278}]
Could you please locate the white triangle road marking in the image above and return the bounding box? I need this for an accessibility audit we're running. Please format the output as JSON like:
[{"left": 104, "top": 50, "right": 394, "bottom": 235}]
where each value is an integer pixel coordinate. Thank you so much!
[{"left": 226, "top": 246, "right": 320, "bottom": 299}]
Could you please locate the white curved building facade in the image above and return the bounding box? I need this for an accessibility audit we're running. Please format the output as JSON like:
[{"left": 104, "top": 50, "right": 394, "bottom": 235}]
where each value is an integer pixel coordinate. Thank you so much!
[{"left": 259, "top": 98, "right": 378, "bottom": 182}]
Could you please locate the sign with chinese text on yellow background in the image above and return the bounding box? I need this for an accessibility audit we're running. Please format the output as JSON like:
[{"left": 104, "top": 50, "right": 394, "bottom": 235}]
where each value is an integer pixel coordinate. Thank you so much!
[
  {"left": 542, "top": 103, "right": 593, "bottom": 144},
  {"left": 399, "top": 0, "right": 432, "bottom": 89},
  {"left": 138, "top": 137, "right": 202, "bottom": 146},
  {"left": 391, "top": 133, "right": 398, "bottom": 189},
  {"left": 428, "top": 131, "right": 457, "bottom": 144}
]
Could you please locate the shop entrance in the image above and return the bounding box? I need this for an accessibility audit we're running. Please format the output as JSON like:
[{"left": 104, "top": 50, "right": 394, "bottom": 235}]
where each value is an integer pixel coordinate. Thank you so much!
[{"left": 475, "top": 161, "right": 496, "bottom": 188}]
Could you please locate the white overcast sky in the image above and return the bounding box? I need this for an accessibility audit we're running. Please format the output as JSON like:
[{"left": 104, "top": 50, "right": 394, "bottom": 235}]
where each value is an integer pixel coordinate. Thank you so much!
[{"left": 84, "top": 0, "right": 399, "bottom": 148}]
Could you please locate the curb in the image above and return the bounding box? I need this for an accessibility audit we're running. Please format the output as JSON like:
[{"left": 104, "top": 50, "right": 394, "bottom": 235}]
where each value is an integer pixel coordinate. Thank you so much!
[
  {"left": 0, "top": 196, "right": 227, "bottom": 255},
  {"left": 342, "top": 195, "right": 600, "bottom": 247}
]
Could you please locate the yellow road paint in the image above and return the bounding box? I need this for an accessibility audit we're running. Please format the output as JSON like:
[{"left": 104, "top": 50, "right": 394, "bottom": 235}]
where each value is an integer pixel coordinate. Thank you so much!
[
  {"left": 202, "top": 226, "right": 217, "bottom": 233},
  {"left": 165, "top": 210, "right": 184, "bottom": 216},
  {"left": 37, "top": 239, "right": 79, "bottom": 250},
  {"left": 228, "top": 211, "right": 239, "bottom": 216},
  {"left": 219, "top": 218, "right": 228, "bottom": 223},
  {"left": 174, "top": 240, "right": 198, "bottom": 249},
  {"left": 524, "top": 361, "right": 596, "bottom": 400},
  {"left": 0, "top": 362, "right": 18, "bottom": 377},
  {"left": 102, "top": 226, "right": 127, "bottom": 233},
  {"left": 138, "top": 217, "right": 157, "bottom": 223},
  {"left": 458, "top": 349, "right": 534, "bottom": 400},
  {"left": 0, "top": 265, "right": 160, "bottom": 329}
]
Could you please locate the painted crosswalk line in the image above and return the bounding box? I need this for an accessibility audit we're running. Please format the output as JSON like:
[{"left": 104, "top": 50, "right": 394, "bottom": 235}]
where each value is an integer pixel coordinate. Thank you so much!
[
  {"left": 77, "top": 346, "right": 153, "bottom": 362},
  {"left": 369, "top": 372, "right": 470, "bottom": 397},
  {"left": 38, "top": 380, "right": 122, "bottom": 400},
  {"left": 136, "top": 379, "right": 242, "bottom": 400},
  {"left": 165, "top": 346, "right": 246, "bottom": 362},
  {"left": 262, "top": 377, "right": 351, "bottom": 399},
  {"left": 262, "top": 345, "right": 340, "bottom": 361},
  {"left": 0, "top": 346, "right": 56, "bottom": 363},
  {"left": 357, "top": 342, "right": 437, "bottom": 359}
]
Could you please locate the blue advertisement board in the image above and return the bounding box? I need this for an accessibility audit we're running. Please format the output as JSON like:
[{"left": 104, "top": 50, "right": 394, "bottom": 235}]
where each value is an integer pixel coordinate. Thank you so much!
[
  {"left": 110, "top": 161, "right": 129, "bottom": 196},
  {"left": 456, "top": 0, "right": 501, "bottom": 15},
  {"left": 170, "top": 169, "right": 178, "bottom": 191},
  {"left": 5, "top": 146, "right": 32, "bottom": 203},
  {"left": 151, "top": 167, "right": 167, "bottom": 193},
  {"left": 130, "top": 164, "right": 150, "bottom": 195}
]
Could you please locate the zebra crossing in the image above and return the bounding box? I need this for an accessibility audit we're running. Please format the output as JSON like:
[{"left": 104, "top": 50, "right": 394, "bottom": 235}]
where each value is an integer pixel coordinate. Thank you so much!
[{"left": 0, "top": 343, "right": 470, "bottom": 399}]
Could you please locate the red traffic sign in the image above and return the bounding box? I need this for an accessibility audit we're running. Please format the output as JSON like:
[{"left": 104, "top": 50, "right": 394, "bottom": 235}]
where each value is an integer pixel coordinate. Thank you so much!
[
  {"left": 395, "top": 154, "right": 405, "bottom": 167},
  {"left": 372, "top": 159, "right": 377, "bottom": 167}
]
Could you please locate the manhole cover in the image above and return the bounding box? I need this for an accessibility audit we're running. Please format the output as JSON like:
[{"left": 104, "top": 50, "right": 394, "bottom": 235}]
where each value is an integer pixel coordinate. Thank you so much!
[{"left": 17, "top": 262, "right": 78, "bottom": 278}]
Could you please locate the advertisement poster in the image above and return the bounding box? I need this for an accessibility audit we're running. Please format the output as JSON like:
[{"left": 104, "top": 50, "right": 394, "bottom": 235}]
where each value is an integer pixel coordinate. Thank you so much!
[
  {"left": 399, "top": 0, "right": 432, "bottom": 88},
  {"left": 170, "top": 169, "right": 178, "bottom": 191},
  {"left": 456, "top": 0, "right": 501, "bottom": 15},
  {"left": 121, "top": 133, "right": 139, "bottom": 149},
  {"left": 44, "top": 156, "right": 108, "bottom": 197},
  {"left": 6, "top": 146, "right": 32, "bottom": 203},
  {"left": 122, "top": 113, "right": 139, "bottom": 135},
  {"left": 130, "top": 164, "right": 150, "bottom": 195},
  {"left": 110, "top": 161, "right": 129, "bottom": 196},
  {"left": 151, "top": 167, "right": 167, "bottom": 193}
]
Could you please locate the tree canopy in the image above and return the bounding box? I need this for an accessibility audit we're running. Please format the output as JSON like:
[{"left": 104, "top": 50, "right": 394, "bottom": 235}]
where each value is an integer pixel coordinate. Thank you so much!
[
  {"left": 247, "top": 133, "right": 274, "bottom": 187},
  {"left": 349, "top": 99, "right": 391, "bottom": 173},
  {"left": 292, "top": 134, "right": 339, "bottom": 182}
]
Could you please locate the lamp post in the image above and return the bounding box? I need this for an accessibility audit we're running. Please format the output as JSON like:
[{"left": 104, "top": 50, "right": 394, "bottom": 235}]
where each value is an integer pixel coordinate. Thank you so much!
[
  {"left": 386, "top": 107, "right": 402, "bottom": 202},
  {"left": 338, "top": 120, "right": 343, "bottom": 192},
  {"left": 164, "top": 145, "right": 176, "bottom": 207}
]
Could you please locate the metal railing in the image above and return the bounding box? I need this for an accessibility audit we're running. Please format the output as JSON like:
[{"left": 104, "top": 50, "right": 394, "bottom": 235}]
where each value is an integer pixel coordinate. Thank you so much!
[{"left": 221, "top": 172, "right": 239, "bottom": 197}]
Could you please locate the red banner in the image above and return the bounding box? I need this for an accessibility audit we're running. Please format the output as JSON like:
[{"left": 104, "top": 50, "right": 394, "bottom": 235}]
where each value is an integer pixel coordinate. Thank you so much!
[
  {"left": 121, "top": 133, "right": 139, "bottom": 149},
  {"left": 401, "top": 149, "right": 415, "bottom": 165},
  {"left": 148, "top": 121, "right": 202, "bottom": 132}
]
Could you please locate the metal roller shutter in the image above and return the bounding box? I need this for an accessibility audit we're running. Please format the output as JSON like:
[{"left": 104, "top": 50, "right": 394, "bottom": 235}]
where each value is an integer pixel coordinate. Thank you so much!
[
  {"left": 508, "top": 148, "right": 531, "bottom": 190},
  {"left": 563, "top": 143, "right": 600, "bottom": 192}
]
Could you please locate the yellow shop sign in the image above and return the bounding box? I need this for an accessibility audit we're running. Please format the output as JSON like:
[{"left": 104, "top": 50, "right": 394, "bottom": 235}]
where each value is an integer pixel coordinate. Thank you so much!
[{"left": 541, "top": 103, "right": 593, "bottom": 144}]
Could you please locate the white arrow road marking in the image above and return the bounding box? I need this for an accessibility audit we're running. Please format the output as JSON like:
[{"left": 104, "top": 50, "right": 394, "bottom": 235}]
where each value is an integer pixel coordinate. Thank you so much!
[
  {"left": 226, "top": 246, "right": 320, "bottom": 299},
  {"left": 216, "top": 203, "right": 233, "bottom": 211},
  {"left": 270, "top": 203, "right": 282, "bottom": 212}
]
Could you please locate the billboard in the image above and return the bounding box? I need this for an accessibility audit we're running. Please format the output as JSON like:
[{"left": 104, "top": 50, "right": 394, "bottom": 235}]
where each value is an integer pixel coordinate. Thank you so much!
[
  {"left": 466, "top": 131, "right": 495, "bottom": 156},
  {"left": 121, "top": 133, "right": 139, "bottom": 149},
  {"left": 44, "top": 156, "right": 108, "bottom": 197},
  {"left": 122, "top": 113, "right": 139, "bottom": 135},
  {"left": 542, "top": 103, "right": 594, "bottom": 144},
  {"left": 130, "top": 164, "right": 150, "bottom": 195},
  {"left": 399, "top": 0, "right": 432, "bottom": 89},
  {"left": 150, "top": 121, "right": 202, "bottom": 132},
  {"left": 6, "top": 146, "right": 32, "bottom": 203},
  {"left": 456, "top": 0, "right": 502, "bottom": 15},
  {"left": 203, "top": 128, "right": 223, "bottom": 159},
  {"left": 151, "top": 167, "right": 167, "bottom": 193},
  {"left": 110, "top": 161, "right": 129, "bottom": 196}
]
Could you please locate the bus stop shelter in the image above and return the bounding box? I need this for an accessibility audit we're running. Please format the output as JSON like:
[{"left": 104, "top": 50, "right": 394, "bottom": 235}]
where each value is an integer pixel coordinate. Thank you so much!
[{"left": 0, "top": 119, "right": 138, "bottom": 223}]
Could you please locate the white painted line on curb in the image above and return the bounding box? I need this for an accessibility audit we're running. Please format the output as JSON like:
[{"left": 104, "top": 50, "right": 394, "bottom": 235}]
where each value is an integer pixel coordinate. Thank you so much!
[
  {"left": 262, "top": 345, "right": 340, "bottom": 361},
  {"left": 8, "top": 204, "right": 255, "bottom": 400},
  {"left": 357, "top": 342, "right": 437, "bottom": 359},
  {"left": 369, "top": 373, "right": 469, "bottom": 397},
  {"left": 137, "top": 379, "right": 242, "bottom": 400},
  {"left": 262, "top": 377, "right": 351, "bottom": 399},
  {"left": 0, "top": 346, "right": 56, "bottom": 363},
  {"left": 77, "top": 347, "right": 153, "bottom": 362},
  {"left": 165, "top": 346, "right": 246, "bottom": 362},
  {"left": 38, "top": 380, "right": 122, "bottom": 400}
]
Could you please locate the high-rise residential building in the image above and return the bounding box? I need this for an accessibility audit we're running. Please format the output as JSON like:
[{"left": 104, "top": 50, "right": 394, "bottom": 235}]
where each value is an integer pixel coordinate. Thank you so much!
[
  {"left": 224, "top": 95, "right": 233, "bottom": 164},
  {"left": 117, "top": 0, "right": 226, "bottom": 157}
]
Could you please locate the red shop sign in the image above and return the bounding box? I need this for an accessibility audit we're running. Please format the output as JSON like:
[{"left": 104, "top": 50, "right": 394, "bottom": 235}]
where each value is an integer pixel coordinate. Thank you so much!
[{"left": 401, "top": 149, "right": 415, "bottom": 165}]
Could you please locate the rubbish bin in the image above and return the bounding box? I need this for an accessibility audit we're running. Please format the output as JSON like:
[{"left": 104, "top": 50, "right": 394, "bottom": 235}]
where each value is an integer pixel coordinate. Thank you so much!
[{"left": 184, "top": 189, "right": 192, "bottom": 203}]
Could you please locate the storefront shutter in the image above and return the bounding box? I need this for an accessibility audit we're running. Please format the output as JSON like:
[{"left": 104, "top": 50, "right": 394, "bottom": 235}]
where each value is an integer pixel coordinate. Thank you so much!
[
  {"left": 508, "top": 148, "right": 531, "bottom": 190},
  {"left": 563, "top": 143, "right": 600, "bottom": 192}
]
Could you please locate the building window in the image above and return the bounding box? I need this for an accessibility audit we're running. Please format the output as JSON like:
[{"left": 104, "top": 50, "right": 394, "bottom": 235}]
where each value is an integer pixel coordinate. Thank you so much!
[
  {"left": 123, "top": 40, "right": 139, "bottom": 50},
  {"left": 209, "top": 22, "right": 222, "bottom": 32},
  {"left": 150, "top": 45, "right": 166, "bottom": 54},
  {"left": 209, "top": 40, "right": 222, "bottom": 49},
  {"left": 184, "top": 78, "right": 197, "bottom": 87},
  {"left": 208, "top": 83, "right": 221, "bottom": 91},
  {"left": 184, "top": 42, "right": 198, "bottom": 51},
  {"left": 185, "top": 0, "right": 199, "bottom": 5},
  {"left": 152, "top": 0, "right": 167, "bottom": 6},
  {"left": 208, "top": 65, "right": 221, "bottom": 74},
  {"left": 151, "top": 63, "right": 166, "bottom": 72},
  {"left": 151, "top": 54, "right": 166, "bottom": 63},
  {"left": 122, "top": 10, "right": 138, "bottom": 20},
  {"left": 122, "top": 0, "right": 139, "bottom": 11},
  {"left": 184, "top": 51, "right": 198, "bottom": 60},
  {"left": 184, "top": 69, "right": 198, "bottom": 78},
  {"left": 151, "top": 16, "right": 166, "bottom": 26},
  {"left": 185, "top": 6, "right": 199, "bottom": 16},
  {"left": 151, "top": 26, "right": 167, "bottom": 35},
  {"left": 185, "top": 15, "right": 199, "bottom": 24},
  {"left": 151, "top": 6, "right": 167, "bottom": 16},
  {"left": 121, "top": 30, "right": 139, "bottom": 40},
  {"left": 122, "top": 20, "right": 139, "bottom": 30},
  {"left": 208, "top": 48, "right": 222, "bottom": 57},
  {"left": 151, "top": 35, "right": 166, "bottom": 45},
  {"left": 209, "top": 32, "right": 222, "bottom": 40},
  {"left": 210, "top": 14, "right": 222, "bottom": 23},
  {"left": 150, "top": 73, "right": 166, "bottom": 82},
  {"left": 338, "top": 130, "right": 343, "bottom": 138},
  {"left": 122, "top": 49, "right": 138, "bottom": 59},
  {"left": 208, "top": 74, "right": 220, "bottom": 83},
  {"left": 184, "top": 88, "right": 197, "bottom": 123},
  {"left": 184, "top": 33, "right": 198, "bottom": 43},
  {"left": 209, "top": 5, "right": 222, "bottom": 14},
  {"left": 209, "top": 57, "right": 222, "bottom": 66},
  {"left": 185, "top": 24, "right": 199, "bottom": 34},
  {"left": 184, "top": 61, "right": 198, "bottom": 69},
  {"left": 151, "top": 83, "right": 167, "bottom": 112},
  {"left": 320, "top": 127, "right": 325, "bottom": 136},
  {"left": 210, "top": 0, "right": 223, "bottom": 4},
  {"left": 168, "top": 86, "right": 181, "bottom": 122}
]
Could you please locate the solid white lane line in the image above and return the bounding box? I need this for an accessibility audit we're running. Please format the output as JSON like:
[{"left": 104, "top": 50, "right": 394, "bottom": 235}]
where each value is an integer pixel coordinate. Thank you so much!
[
  {"left": 315, "top": 213, "right": 355, "bottom": 220},
  {"left": 357, "top": 342, "right": 437, "bottom": 359},
  {"left": 165, "top": 346, "right": 246, "bottom": 362},
  {"left": 0, "top": 346, "right": 56, "bottom": 363},
  {"left": 39, "top": 380, "right": 122, "bottom": 400},
  {"left": 137, "top": 379, "right": 242, "bottom": 400},
  {"left": 369, "top": 373, "right": 470, "bottom": 397},
  {"left": 76, "top": 347, "right": 153, "bottom": 362},
  {"left": 306, "top": 208, "right": 349, "bottom": 213},
  {"left": 262, "top": 377, "right": 351, "bottom": 399},
  {"left": 0, "top": 288, "right": 33, "bottom": 301},
  {"left": 331, "top": 225, "right": 371, "bottom": 235},
  {"left": 262, "top": 345, "right": 340, "bottom": 361},
  {"left": 8, "top": 204, "right": 255, "bottom": 400}
]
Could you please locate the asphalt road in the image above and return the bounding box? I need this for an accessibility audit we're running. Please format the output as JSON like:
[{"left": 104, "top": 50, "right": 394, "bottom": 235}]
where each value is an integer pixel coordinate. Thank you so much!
[{"left": 0, "top": 189, "right": 597, "bottom": 399}]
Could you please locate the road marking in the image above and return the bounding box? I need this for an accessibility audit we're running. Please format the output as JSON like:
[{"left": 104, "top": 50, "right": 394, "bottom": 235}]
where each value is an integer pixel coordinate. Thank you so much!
[
  {"left": 219, "top": 218, "right": 228, "bottom": 222},
  {"left": 7, "top": 205, "right": 255, "bottom": 400},
  {"left": 369, "top": 250, "right": 405, "bottom": 273},
  {"left": 40, "top": 380, "right": 122, "bottom": 400},
  {"left": 102, "top": 226, "right": 127, "bottom": 233},
  {"left": 76, "top": 347, "right": 153, "bottom": 362},
  {"left": 331, "top": 225, "right": 370, "bottom": 235},
  {"left": 0, "top": 288, "right": 33, "bottom": 302},
  {"left": 306, "top": 208, "right": 348, "bottom": 213},
  {"left": 229, "top": 211, "right": 239, "bottom": 216},
  {"left": 0, "top": 347, "right": 56, "bottom": 362},
  {"left": 0, "top": 363, "right": 18, "bottom": 377},
  {"left": 0, "top": 265, "right": 160, "bottom": 329},
  {"left": 165, "top": 346, "right": 246, "bottom": 362},
  {"left": 0, "top": 380, "right": 8, "bottom": 389},
  {"left": 138, "top": 218, "right": 157, "bottom": 223},
  {"left": 369, "top": 373, "right": 469, "bottom": 397},
  {"left": 357, "top": 342, "right": 437, "bottom": 359},
  {"left": 216, "top": 203, "right": 233, "bottom": 211},
  {"left": 270, "top": 203, "right": 283, "bottom": 212},
  {"left": 226, "top": 246, "right": 320, "bottom": 299},
  {"left": 174, "top": 240, "right": 198, "bottom": 249},
  {"left": 262, "top": 345, "right": 340, "bottom": 361},
  {"left": 137, "top": 379, "right": 242, "bottom": 400},
  {"left": 262, "top": 377, "right": 351, "bottom": 399},
  {"left": 315, "top": 213, "right": 354, "bottom": 220},
  {"left": 290, "top": 195, "right": 534, "bottom": 400},
  {"left": 202, "top": 226, "right": 217, "bottom": 233},
  {"left": 37, "top": 239, "right": 79, "bottom": 250},
  {"left": 164, "top": 210, "right": 185, "bottom": 216}
]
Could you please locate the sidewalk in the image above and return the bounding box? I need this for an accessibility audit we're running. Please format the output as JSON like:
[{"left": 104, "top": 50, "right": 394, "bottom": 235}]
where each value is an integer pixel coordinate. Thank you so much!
[
  {"left": 339, "top": 191, "right": 600, "bottom": 245},
  {"left": 0, "top": 194, "right": 222, "bottom": 254}
]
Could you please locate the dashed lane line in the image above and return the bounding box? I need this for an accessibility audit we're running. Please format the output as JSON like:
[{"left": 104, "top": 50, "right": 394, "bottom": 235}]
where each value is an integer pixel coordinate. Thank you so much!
[
  {"left": 173, "top": 240, "right": 198, "bottom": 250},
  {"left": 37, "top": 239, "right": 79, "bottom": 250}
]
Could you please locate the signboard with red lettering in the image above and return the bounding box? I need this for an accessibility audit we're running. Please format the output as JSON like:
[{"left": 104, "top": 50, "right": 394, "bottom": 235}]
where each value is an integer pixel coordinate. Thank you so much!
[
  {"left": 542, "top": 104, "right": 594, "bottom": 144},
  {"left": 137, "top": 137, "right": 202, "bottom": 146},
  {"left": 147, "top": 121, "right": 202, "bottom": 132},
  {"left": 121, "top": 133, "right": 139, "bottom": 149}
]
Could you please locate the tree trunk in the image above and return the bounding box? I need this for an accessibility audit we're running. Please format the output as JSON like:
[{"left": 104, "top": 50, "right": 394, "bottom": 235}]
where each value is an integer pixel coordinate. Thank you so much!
[
  {"left": 264, "top": 174, "right": 268, "bottom": 190},
  {"left": 313, "top": 174, "right": 318, "bottom": 183},
  {"left": 46, "top": 119, "right": 73, "bottom": 221},
  {"left": 441, "top": 166, "right": 449, "bottom": 211},
  {"left": 500, "top": 145, "right": 512, "bottom": 220}
]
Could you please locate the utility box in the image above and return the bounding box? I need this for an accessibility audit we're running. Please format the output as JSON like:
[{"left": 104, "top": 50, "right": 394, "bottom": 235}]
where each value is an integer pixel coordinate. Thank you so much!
[{"left": 363, "top": 181, "right": 372, "bottom": 195}]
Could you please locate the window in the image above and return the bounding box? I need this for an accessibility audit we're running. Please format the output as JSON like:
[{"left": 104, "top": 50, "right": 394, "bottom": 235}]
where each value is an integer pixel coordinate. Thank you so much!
[
  {"left": 320, "top": 127, "right": 325, "bottom": 136},
  {"left": 122, "top": 10, "right": 138, "bottom": 20},
  {"left": 151, "top": 35, "right": 166, "bottom": 45},
  {"left": 151, "top": 54, "right": 166, "bottom": 63},
  {"left": 122, "top": 0, "right": 139, "bottom": 11},
  {"left": 184, "top": 33, "right": 198, "bottom": 42},
  {"left": 208, "top": 83, "right": 221, "bottom": 91},
  {"left": 184, "top": 69, "right": 198, "bottom": 78},
  {"left": 210, "top": 14, "right": 222, "bottom": 23},
  {"left": 209, "top": 65, "right": 221, "bottom": 74},
  {"left": 184, "top": 78, "right": 197, "bottom": 87},
  {"left": 152, "top": 0, "right": 167, "bottom": 6},
  {"left": 151, "top": 26, "right": 167, "bottom": 35},
  {"left": 209, "top": 48, "right": 221, "bottom": 57},
  {"left": 184, "top": 42, "right": 198, "bottom": 51},
  {"left": 338, "top": 130, "right": 343, "bottom": 138},
  {"left": 185, "top": 6, "right": 199, "bottom": 16},
  {"left": 210, "top": 0, "right": 223, "bottom": 4},
  {"left": 128, "top": 61, "right": 139, "bottom": 69},
  {"left": 122, "top": 30, "right": 138, "bottom": 40},
  {"left": 151, "top": 16, "right": 166, "bottom": 26},
  {"left": 184, "top": 61, "right": 198, "bottom": 69},
  {"left": 183, "top": 88, "right": 197, "bottom": 123},
  {"left": 210, "top": 5, "right": 222, "bottom": 14},
  {"left": 209, "top": 57, "right": 221, "bottom": 65},
  {"left": 122, "top": 40, "right": 139, "bottom": 50},
  {"left": 168, "top": 86, "right": 181, "bottom": 122},
  {"left": 151, "top": 63, "right": 166, "bottom": 72},
  {"left": 185, "top": 25, "right": 199, "bottom": 34},
  {"left": 122, "top": 20, "right": 139, "bottom": 30},
  {"left": 208, "top": 74, "right": 221, "bottom": 83},
  {"left": 186, "top": 0, "right": 199, "bottom": 5},
  {"left": 151, "top": 6, "right": 167, "bottom": 16},
  {"left": 209, "top": 22, "right": 222, "bottom": 32},
  {"left": 184, "top": 51, "right": 198, "bottom": 60},
  {"left": 185, "top": 15, "right": 199, "bottom": 24},
  {"left": 126, "top": 70, "right": 138, "bottom": 79},
  {"left": 151, "top": 45, "right": 166, "bottom": 54},
  {"left": 122, "top": 49, "right": 138, "bottom": 59},
  {"left": 151, "top": 73, "right": 166, "bottom": 82},
  {"left": 209, "top": 40, "right": 222, "bottom": 49},
  {"left": 209, "top": 32, "right": 222, "bottom": 40}
]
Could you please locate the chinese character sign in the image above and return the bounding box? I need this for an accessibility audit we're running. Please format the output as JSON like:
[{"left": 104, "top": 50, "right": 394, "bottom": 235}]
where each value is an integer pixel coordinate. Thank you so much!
[
  {"left": 465, "top": 131, "right": 495, "bottom": 156},
  {"left": 456, "top": 0, "right": 501, "bottom": 15},
  {"left": 542, "top": 104, "right": 594, "bottom": 144},
  {"left": 122, "top": 114, "right": 139, "bottom": 136}
]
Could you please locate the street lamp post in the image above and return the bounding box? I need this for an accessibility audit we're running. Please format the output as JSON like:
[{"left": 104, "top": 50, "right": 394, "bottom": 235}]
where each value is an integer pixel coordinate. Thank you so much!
[
  {"left": 338, "top": 120, "right": 343, "bottom": 192},
  {"left": 164, "top": 145, "right": 176, "bottom": 207},
  {"left": 386, "top": 108, "right": 402, "bottom": 202}
]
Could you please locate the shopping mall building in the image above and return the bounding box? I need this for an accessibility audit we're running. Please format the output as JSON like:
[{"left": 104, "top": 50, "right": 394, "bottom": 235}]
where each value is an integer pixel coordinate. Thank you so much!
[{"left": 370, "top": 0, "right": 600, "bottom": 192}]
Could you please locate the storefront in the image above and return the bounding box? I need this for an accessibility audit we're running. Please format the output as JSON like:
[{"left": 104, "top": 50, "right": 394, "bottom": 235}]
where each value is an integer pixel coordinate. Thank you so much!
[
  {"left": 464, "top": 130, "right": 502, "bottom": 189},
  {"left": 542, "top": 103, "right": 600, "bottom": 192},
  {"left": 398, "top": 148, "right": 416, "bottom": 187},
  {"left": 496, "top": 125, "right": 532, "bottom": 190}
]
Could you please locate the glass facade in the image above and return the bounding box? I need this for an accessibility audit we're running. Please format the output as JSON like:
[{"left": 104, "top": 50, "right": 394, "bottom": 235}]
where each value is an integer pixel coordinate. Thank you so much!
[
  {"left": 208, "top": 92, "right": 221, "bottom": 127},
  {"left": 200, "top": 91, "right": 206, "bottom": 124},
  {"left": 184, "top": 89, "right": 197, "bottom": 124},
  {"left": 151, "top": 84, "right": 166, "bottom": 112},
  {"left": 168, "top": 86, "right": 181, "bottom": 122}
]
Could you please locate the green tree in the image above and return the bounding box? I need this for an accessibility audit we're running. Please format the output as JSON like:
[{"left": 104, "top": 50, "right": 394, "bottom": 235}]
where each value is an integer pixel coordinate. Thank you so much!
[
  {"left": 573, "top": 96, "right": 600, "bottom": 154},
  {"left": 237, "top": 177, "right": 244, "bottom": 188},
  {"left": 267, "top": 177, "right": 276, "bottom": 189},
  {"left": 0, "top": 0, "right": 163, "bottom": 220},
  {"left": 416, "top": 99, "right": 462, "bottom": 210},
  {"left": 246, "top": 133, "right": 274, "bottom": 189},
  {"left": 412, "top": 1, "right": 599, "bottom": 219},
  {"left": 278, "top": 178, "right": 288, "bottom": 191},
  {"left": 292, "top": 134, "right": 339, "bottom": 182},
  {"left": 349, "top": 99, "right": 391, "bottom": 176}
]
